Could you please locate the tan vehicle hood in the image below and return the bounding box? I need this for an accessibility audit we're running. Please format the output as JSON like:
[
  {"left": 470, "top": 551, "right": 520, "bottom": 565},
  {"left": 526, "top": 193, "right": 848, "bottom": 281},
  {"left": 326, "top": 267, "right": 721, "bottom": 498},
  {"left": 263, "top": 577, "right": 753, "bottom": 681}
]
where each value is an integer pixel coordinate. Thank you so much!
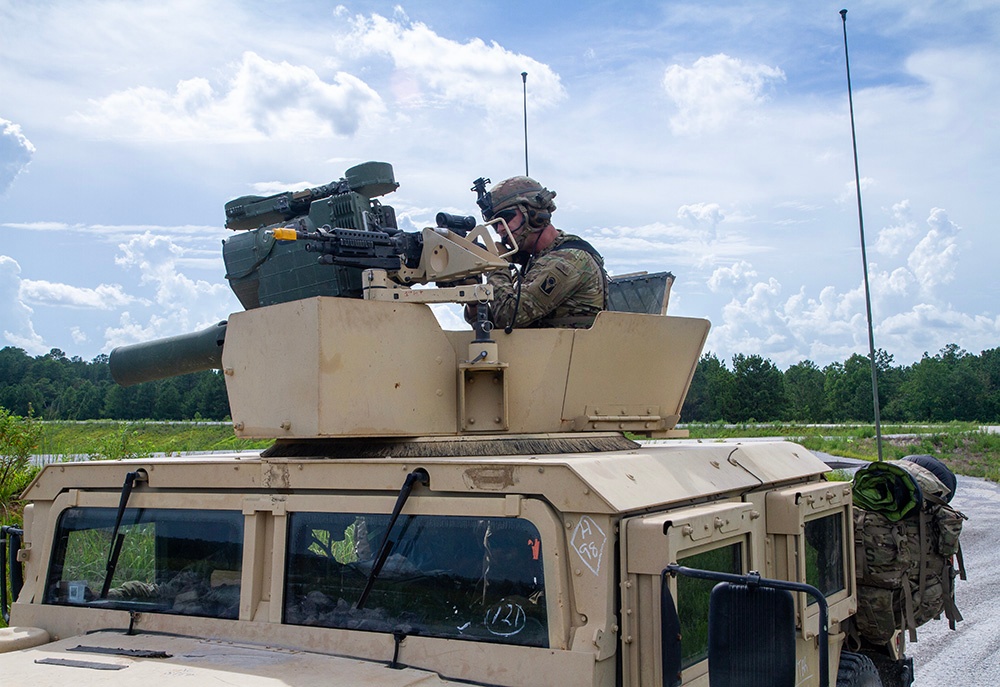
[{"left": 0, "top": 629, "right": 455, "bottom": 686}]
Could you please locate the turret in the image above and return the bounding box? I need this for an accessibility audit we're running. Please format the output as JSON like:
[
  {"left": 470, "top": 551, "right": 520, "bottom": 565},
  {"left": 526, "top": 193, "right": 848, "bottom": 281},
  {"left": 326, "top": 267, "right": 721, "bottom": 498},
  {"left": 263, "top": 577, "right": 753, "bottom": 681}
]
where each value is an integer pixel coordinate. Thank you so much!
[{"left": 109, "top": 162, "right": 701, "bottom": 448}]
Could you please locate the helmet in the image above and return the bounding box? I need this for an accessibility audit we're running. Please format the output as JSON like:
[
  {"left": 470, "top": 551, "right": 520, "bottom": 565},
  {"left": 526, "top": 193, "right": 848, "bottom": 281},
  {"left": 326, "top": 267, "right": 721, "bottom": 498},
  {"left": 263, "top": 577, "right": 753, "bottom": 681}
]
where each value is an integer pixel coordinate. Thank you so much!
[{"left": 484, "top": 176, "right": 557, "bottom": 230}]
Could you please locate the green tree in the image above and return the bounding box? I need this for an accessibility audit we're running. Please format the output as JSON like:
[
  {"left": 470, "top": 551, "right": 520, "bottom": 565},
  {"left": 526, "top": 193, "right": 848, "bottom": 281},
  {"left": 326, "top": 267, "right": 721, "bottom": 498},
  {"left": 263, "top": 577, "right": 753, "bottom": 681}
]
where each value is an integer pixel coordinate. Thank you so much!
[
  {"left": 784, "top": 360, "right": 826, "bottom": 422},
  {"left": 73, "top": 380, "right": 105, "bottom": 420},
  {"left": 0, "top": 347, "right": 30, "bottom": 387},
  {"left": 684, "top": 353, "right": 737, "bottom": 422},
  {"left": 153, "top": 381, "right": 184, "bottom": 421},
  {"left": 731, "top": 354, "right": 786, "bottom": 422},
  {"left": 894, "top": 345, "right": 986, "bottom": 421},
  {"left": 823, "top": 351, "right": 897, "bottom": 422},
  {"left": 0, "top": 407, "right": 43, "bottom": 523},
  {"left": 979, "top": 347, "right": 1000, "bottom": 420},
  {"left": 184, "top": 371, "right": 231, "bottom": 420}
]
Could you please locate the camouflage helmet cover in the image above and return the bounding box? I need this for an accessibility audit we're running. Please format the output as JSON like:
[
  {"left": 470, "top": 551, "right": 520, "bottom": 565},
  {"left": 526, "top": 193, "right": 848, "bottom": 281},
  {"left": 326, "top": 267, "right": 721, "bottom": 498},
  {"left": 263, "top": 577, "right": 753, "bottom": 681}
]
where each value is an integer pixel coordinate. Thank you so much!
[{"left": 487, "top": 176, "right": 557, "bottom": 229}]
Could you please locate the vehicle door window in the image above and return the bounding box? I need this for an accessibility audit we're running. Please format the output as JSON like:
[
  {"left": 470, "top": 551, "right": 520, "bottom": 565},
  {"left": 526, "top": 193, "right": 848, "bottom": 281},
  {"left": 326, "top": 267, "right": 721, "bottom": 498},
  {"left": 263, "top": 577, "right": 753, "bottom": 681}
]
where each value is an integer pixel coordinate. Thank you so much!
[
  {"left": 284, "top": 512, "right": 548, "bottom": 647},
  {"left": 45, "top": 507, "right": 243, "bottom": 619},
  {"left": 676, "top": 542, "right": 743, "bottom": 668}
]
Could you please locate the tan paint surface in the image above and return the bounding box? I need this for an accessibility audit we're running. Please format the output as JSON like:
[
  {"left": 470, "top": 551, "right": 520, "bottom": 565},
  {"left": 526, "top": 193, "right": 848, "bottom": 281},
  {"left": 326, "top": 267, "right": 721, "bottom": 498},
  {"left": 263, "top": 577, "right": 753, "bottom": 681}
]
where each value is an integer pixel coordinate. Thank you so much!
[{"left": 221, "top": 298, "right": 710, "bottom": 439}]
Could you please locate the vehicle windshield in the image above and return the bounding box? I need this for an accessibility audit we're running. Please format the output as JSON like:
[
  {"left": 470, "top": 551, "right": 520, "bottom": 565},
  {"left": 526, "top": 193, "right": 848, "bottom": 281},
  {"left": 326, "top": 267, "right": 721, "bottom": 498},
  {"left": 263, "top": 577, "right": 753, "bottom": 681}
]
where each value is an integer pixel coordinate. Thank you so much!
[
  {"left": 45, "top": 507, "right": 243, "bottom": 619},
  {"left": 284, "top": 512, "right": 548, "bottom": 647}
]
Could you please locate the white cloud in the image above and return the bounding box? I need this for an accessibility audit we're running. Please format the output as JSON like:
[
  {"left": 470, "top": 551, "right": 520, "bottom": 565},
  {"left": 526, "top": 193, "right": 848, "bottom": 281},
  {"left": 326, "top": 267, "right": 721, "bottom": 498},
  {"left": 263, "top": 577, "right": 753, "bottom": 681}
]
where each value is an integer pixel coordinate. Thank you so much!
[
  {"left": 336, "top": 12, "right": 566, "bottom": 113},
  {"left": 874, "top": 200, "right": 918, "bottom": 257},
  {"left": 19, "top": 279, "right": 137, "bottom": 310},
  {"left": 1, "top": 118, "right": 35, "bottom": 194},
  {"left": 907, "top": 208, "right": 961, "bottom": 293},
  {"left": 678, "top": 202, "right": 724, "bottom": 229},
  {"left": 73, "top": 52, "right": 384, "bottom": 142},
  {"left": 250, "top": 181, "right": 323, "bottom": 195},
  {"left": 879, "top": 304, "right": 1000, "bottom": 360},
  {"left": 2, "top": 221, "right": 230, "bottom": 248},
  {"left": 106, "top": 232, "right": 239, "bottom": 351},
  {"left": 0, "top": 255, "right": 46, "bottom": 354},
  {"left": 879, "top": 267, "right": 915, "bottom": 298},
  {"left": 707, "top": 275, "right": 795, "bottom": 363},
  {"left": 115, "top": 232, "right": 231, "bottom": 307},
  {"left": 662, "top": 54, "right": 785, "bottom": 135},
  {"left": 699, "top": 202, "right": 981, "bottom": 367},
  {"left": 104, "top": 312, "right": 170, "bottom": 352},
  {"left": 677, "top": 202, "right": 725, "bottom": 240},
  {"left": 708, "top": 260, "right": 757, "bottom": 293},
  {"left": 708, "top": 271, "right": 880, "bottom": 369},
  {"left": 837, "top": 177, "right": 876, "bottom": 206}
]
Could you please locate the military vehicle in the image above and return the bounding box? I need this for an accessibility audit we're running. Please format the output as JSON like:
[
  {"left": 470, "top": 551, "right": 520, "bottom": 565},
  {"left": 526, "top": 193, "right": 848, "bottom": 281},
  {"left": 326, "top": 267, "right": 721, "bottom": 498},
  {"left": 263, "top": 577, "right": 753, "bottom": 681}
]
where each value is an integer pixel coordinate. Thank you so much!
[{"left": 1, "top": 162, "right": 945, "bottom": 686}]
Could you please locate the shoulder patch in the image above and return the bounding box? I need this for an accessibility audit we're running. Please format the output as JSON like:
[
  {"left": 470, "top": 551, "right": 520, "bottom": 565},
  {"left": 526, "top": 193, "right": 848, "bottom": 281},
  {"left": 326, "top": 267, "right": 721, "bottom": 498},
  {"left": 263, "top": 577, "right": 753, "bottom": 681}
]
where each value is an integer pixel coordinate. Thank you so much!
[
  {"left": 553, "top": 260, "right": 574, "bottom": 276},
  {"left": 540, "top": 275, "right": 559, "bottom": 295}
]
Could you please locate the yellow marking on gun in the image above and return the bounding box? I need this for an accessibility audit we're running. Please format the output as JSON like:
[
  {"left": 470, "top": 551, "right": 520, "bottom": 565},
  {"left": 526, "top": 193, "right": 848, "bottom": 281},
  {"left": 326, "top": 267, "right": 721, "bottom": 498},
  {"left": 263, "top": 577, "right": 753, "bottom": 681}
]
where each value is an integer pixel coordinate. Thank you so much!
[{"left": 272, "top": 227, "right": 298, "bottom": 241}]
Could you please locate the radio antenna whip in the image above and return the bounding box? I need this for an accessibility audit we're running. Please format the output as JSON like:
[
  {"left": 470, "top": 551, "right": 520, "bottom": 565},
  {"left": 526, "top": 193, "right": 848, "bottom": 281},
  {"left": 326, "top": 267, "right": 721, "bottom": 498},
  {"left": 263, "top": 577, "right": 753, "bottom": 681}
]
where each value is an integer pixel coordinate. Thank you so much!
[
  {"left": 522, "top": 71, "right": 529, "bottom": 176},
  {"left": 840, "top": 8, "right": 883, "bottom": 461}
]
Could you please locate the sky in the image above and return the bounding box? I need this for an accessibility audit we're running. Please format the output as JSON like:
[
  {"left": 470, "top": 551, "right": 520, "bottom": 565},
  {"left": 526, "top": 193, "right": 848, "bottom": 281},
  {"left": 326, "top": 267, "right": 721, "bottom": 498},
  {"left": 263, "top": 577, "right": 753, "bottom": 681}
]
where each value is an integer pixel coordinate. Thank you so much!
[{"left": 1, "top": 0, "right": 998, "bottom": 370}]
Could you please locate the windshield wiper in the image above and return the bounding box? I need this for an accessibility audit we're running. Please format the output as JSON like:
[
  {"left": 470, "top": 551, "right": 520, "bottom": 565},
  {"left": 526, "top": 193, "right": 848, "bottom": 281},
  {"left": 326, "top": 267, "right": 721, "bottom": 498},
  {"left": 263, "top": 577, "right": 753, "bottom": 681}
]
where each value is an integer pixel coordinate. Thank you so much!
[
  {"left": 99, "top": 470, "right": 146, "bottom": 599},
  {"left": 356, "top": 468, "right": 429, "bottom": 609}
]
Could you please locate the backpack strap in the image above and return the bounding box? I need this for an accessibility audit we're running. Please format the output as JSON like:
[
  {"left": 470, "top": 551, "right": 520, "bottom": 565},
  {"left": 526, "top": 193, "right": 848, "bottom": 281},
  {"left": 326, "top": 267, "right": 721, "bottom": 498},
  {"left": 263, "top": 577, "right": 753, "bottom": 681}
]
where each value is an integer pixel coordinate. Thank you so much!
[
  {"left": 552, "top": 238, "right": 609, "bottom": 309},
  {"left": 553, "top": 238, "right": 601, "bottom": 257},
  {"left": 917, "top": 511, "right": 929, "bottom": 605},
  {"left": 945, "top": 539, "right": 967, "bottom": 630},
  {"left": 901, "top": 577, "right": 918, "bottom": 642},
  {"left": 943, "top": 560, "right": 964, "bottom": 630}
]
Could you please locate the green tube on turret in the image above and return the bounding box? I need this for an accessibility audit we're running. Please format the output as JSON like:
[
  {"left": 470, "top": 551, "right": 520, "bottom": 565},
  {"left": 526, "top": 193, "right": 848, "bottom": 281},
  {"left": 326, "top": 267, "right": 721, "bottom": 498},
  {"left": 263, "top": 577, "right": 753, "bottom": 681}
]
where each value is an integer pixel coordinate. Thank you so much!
[{"left": 109, "top": 321, "right": 227, "bottom": 387}]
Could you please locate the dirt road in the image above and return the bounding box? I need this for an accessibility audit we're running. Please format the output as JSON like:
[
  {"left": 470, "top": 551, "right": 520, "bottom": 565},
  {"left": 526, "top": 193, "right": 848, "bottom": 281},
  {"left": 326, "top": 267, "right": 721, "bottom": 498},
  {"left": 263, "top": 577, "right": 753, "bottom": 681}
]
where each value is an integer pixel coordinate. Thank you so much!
[{"left": 907, "top": 475, "right": 1000, "bottom": 685}]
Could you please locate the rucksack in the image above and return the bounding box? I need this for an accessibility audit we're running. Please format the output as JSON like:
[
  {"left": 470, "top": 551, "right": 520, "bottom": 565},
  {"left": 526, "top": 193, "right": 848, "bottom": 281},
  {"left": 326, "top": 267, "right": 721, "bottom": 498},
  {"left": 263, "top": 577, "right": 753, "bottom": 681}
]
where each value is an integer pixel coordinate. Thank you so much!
[{"left": 852, "top": 459, "right": 967, "bottom": 643}]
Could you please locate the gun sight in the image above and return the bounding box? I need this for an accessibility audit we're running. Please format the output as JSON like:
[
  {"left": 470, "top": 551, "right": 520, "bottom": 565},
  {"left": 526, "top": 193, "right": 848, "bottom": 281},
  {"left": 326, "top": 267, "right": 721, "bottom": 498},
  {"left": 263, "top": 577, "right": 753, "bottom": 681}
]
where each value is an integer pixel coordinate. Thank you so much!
[{"left": 435, "top": 212, "right": 477, "bottom": 235}]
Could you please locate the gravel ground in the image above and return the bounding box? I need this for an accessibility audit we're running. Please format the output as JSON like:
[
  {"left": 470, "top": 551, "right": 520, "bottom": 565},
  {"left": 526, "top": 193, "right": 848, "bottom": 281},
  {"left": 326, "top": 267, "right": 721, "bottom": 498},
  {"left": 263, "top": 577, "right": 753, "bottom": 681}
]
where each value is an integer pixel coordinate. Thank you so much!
[{"left": 907, "top": 474, "right": 1000, "bottom": 686}]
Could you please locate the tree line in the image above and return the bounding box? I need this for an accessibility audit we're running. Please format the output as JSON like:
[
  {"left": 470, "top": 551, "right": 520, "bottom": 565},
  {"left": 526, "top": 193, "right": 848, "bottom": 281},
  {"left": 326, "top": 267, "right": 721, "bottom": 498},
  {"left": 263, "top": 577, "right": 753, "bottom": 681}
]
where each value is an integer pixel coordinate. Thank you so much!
[
  {"left": 0, "top": 347, "right": 229, "bottom": 421},
  {"left": 2, "top": 342, "right": 1000, "bottom": 424},
  {"left": 685, "top": 344, "right": 1000, "bottom": 423}
]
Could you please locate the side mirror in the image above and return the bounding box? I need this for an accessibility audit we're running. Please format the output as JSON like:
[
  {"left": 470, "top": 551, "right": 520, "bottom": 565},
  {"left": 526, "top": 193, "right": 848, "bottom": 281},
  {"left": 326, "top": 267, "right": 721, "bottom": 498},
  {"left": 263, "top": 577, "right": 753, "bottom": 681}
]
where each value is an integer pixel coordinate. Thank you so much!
[
  {"left": 706, "top": 583, "right": 796, "bottom": 687},
  {"left": 662, "top": 566, "right": 829, "bottom": 687}
]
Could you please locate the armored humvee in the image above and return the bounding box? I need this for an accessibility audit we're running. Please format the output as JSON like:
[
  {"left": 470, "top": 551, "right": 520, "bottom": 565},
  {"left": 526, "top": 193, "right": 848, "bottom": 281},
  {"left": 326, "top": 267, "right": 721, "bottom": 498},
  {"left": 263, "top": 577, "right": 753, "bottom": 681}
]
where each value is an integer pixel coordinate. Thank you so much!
[{"left": 1, "top": 163, "right": 926, "bottom": 686}]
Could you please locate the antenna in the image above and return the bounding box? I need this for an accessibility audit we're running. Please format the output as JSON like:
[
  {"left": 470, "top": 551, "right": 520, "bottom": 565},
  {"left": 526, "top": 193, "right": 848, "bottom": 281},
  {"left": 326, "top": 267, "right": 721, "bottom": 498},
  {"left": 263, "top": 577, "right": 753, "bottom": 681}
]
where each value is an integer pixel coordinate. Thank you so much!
[
  {"left": 522, "top": 71, "right": 529, "bottom": 176},
  {"left": 840, "top": 9, "right": 884, "bottom": 461}
]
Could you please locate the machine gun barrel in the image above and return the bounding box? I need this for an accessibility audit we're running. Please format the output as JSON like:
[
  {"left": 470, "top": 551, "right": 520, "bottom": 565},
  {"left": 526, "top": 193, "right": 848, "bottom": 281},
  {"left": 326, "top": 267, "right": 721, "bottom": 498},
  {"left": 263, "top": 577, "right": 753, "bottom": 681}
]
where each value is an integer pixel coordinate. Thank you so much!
[{"left": 109, "top": 321, "right": 228, "bottom": 387}]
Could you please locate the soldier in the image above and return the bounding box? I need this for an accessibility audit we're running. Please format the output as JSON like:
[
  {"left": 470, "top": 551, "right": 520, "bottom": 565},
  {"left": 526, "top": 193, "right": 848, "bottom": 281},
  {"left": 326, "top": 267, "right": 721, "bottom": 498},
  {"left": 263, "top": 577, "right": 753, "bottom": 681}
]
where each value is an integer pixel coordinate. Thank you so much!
[{"left": 471, "top": 176, "right": 607, "bottom": 331}]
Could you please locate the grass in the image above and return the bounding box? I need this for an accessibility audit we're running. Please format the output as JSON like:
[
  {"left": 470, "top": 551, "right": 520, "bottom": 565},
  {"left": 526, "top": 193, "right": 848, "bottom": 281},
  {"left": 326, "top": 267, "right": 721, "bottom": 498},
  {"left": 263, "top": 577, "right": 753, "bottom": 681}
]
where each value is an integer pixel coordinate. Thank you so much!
[
  {"left": 35, "top": 421, "right": 270, "bottom": 457},
  {"left": 681, "top": 422, "right": 1000, "bottom": 483},
  {"left": 682, "top": 421, "right": 982, "bottom": 440}
]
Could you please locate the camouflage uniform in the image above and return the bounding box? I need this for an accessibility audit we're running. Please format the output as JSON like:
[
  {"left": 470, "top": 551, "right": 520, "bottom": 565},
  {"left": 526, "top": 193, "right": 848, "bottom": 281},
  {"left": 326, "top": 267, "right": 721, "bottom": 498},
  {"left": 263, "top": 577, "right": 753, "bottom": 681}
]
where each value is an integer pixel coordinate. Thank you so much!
[{"left": 486, "top": 231, "right": 607, "bottom": 329}]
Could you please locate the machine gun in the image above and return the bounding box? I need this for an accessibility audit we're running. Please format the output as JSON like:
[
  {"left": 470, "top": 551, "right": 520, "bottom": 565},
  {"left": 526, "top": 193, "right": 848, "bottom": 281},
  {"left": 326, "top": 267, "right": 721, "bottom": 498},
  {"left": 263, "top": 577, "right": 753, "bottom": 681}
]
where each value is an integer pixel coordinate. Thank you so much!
[
  {"left": 110, "top": 162, "right": 517, "bottom": 386},
  {"left": 271, "top": 219, "right": 513, "bottom": 298}
]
